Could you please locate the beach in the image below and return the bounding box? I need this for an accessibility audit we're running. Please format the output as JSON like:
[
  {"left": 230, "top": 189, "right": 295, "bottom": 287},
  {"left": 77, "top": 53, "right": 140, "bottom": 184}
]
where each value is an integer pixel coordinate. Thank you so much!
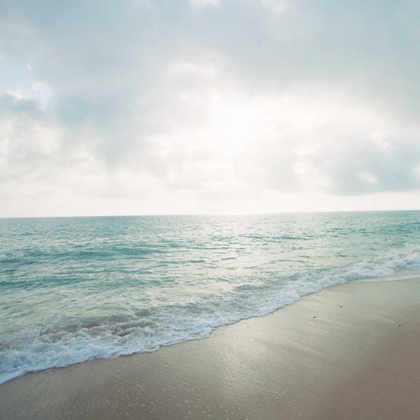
[
  {"left": 1, "top": 278, "right": 419, "bottom": 420},
  {"left": 2, "top": 0, "right": 420, "bottom": 418}
]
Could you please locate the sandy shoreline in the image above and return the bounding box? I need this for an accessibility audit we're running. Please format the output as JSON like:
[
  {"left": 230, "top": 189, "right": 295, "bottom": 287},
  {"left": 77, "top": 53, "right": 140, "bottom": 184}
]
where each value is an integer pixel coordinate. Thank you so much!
[{"left": 1, "top": 279, "right": 420, "bottom": 420}]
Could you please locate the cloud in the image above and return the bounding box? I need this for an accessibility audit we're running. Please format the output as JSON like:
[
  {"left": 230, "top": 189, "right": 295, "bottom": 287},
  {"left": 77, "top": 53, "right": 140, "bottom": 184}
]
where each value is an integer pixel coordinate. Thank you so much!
[
  {"left": 0, "top": 94, "right": 59, "bottom": 197},
  {"left": 0, "top": 0, "right": 420, "bottom": 215}
]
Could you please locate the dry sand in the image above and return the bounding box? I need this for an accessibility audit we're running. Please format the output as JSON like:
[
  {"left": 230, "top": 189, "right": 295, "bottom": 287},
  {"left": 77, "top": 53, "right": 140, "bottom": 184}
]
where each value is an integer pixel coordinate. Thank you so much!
[{"left": 1, "top": 279, "right": 420, "bottom": 420}]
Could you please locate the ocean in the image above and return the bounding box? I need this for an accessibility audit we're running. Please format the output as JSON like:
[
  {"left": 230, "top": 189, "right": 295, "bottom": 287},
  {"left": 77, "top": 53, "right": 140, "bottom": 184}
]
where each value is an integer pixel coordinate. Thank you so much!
[{"left": 1, "top": 211, "right": 420, "bottom": 384}]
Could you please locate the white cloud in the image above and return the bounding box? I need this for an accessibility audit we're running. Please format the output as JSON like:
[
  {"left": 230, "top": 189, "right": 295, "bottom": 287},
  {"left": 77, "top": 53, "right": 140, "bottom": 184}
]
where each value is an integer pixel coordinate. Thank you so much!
[
  {"left": 260, "top": 0, "right": 288, "bottom": 14},
  {"left": 358, "top": 172, "right": 379, "bottom": 185},
  {"left": 0, "top": 0, "right": 419, "bottom": 216},
  {"left": 190, "top": 0, "right": 221, "bottom": 9}
]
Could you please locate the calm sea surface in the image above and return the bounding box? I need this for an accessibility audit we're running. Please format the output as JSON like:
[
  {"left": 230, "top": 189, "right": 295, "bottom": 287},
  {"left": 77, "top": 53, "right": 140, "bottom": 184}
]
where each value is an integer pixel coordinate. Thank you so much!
[{"left": 1, "top": 211, "right": 420, "bottom": 383}]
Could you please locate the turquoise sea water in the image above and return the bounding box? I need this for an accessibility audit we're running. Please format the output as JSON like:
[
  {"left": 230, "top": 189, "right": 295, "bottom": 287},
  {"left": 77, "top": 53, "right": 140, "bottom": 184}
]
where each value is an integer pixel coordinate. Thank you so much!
[{"left": 1, "top": 211, "right": 420, "bottom": 383}]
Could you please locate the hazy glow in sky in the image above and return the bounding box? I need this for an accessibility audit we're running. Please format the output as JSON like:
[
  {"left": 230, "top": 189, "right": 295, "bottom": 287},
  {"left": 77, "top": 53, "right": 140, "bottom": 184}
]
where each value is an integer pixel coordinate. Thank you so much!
[{"left": 1, "top": 0, "right": 419, "bottom": 217}]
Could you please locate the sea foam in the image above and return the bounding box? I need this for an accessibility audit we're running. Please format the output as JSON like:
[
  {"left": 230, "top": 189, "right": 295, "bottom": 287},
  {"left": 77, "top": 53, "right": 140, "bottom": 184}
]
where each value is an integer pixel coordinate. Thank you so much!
[{"left": 1, "top": 244, "right": 420, "bottom": 385}]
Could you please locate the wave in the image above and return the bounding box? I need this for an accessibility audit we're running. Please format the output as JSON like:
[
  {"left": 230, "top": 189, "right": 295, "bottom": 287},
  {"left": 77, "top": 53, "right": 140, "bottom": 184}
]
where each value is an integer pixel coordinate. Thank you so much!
[{"left": 1, "top": 246, "right": 420, "bottom": 385}]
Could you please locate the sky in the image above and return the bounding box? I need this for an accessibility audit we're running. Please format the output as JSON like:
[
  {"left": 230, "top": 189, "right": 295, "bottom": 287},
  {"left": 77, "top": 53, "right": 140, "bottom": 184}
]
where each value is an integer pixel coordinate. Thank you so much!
[{"left": 1, "top": 0, "right": 420, "bottom": 217}]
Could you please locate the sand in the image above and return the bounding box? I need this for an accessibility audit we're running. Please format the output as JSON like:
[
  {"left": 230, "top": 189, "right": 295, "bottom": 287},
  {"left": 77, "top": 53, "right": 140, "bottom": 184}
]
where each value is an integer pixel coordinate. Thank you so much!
[{"left": 1, "top": 279, "right": 420, "bottom": 420}]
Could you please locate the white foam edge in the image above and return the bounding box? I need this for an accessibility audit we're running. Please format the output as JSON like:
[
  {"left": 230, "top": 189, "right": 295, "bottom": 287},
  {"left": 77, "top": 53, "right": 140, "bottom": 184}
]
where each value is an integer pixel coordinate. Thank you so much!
[
  {"left": 0, "top": 370, "right": 25, "bottom": 386},
  {"left": 355, "top": 268, "right": 420, "bottom": 283}
]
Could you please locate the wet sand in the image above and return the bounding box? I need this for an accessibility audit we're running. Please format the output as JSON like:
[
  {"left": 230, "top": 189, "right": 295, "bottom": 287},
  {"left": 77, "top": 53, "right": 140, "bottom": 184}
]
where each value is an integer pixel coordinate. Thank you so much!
[{"left": 1, "top": 279, "right": 420, "bottom": 420}]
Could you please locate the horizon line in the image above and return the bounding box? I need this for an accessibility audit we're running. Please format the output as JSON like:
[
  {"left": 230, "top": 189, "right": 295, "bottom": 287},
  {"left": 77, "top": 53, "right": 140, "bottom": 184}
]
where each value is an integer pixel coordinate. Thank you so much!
[{"left": 1, "top": 208, "right": 419, "bottom": 220}]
